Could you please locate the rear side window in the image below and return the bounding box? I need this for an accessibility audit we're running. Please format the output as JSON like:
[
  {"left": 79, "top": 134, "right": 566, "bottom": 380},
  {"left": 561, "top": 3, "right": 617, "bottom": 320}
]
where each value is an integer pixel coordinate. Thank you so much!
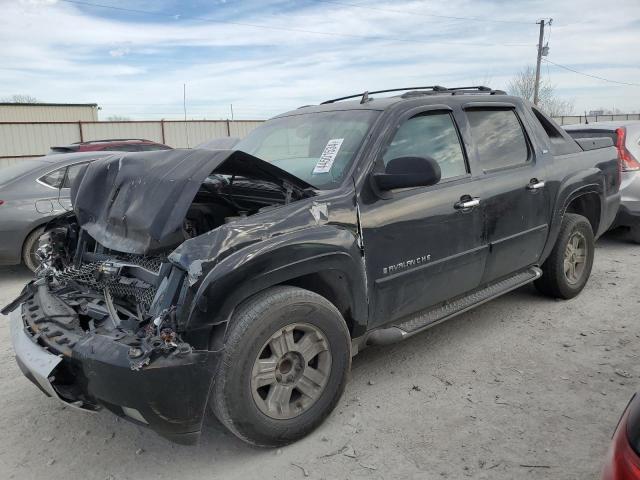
[
  {"left": 383, "top": 112, "right": 468, "bottom": 180},
  {"left": 466, "top": 109, "right": 529, "bottom": 171},
  {"left": 62, "top": 163, "right": 88, "bottom": 188},
  {"left": 38, "top": 167, "right": 66, "bottom": 188}
]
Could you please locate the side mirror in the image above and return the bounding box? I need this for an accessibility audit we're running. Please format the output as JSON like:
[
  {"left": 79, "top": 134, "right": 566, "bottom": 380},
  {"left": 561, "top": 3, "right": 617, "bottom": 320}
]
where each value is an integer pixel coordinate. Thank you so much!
[{"left": 373, "top": 156, "right": 442, "bottom": 191}]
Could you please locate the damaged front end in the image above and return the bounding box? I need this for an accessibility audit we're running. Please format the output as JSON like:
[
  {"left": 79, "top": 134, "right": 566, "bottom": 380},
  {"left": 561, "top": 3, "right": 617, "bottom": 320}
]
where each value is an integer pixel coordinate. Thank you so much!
[
  {"left": 3, "top": 148, "right": 316, "bottom": 444},
  {"left": 4, "top": 230, "right": 217, "bottom": 444}
]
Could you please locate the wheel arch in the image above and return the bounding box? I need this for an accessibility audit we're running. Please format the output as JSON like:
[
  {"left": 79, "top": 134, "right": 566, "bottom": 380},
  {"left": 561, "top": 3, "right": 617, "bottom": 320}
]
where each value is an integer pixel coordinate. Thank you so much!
[
  {"left": 540, "top": 184, "right": 604, "bottom": 264},
  {"left": 564, "top": 191, "right": 601, "bottom": 235},
  {"left": 181, "top": 231, "right": 368, "bottom": 350}
]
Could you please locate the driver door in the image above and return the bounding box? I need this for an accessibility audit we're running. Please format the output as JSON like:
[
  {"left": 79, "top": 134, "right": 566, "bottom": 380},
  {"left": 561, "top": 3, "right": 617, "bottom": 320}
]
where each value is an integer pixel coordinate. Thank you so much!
[{"left": 358, "top": 108, "right": 488, "bottom": 328}]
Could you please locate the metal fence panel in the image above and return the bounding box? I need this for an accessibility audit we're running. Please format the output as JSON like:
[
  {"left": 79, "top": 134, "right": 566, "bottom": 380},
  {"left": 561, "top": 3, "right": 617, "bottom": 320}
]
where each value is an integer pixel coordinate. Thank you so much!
[
  {"left": 164, "top": 121, "right": 229, "bottom": 148},
  {"left": 0, "top": 120, "right": 264, "bottom": 159},
  {"left": 4, "top": 114, "right": 637, "bottom": 161},
  {"left": 0, "top": 123, "right": 81, "bottom": 157},
  {"left": 552, "top": 114, "right": 640, "bottom": 125},
  {"left": 0, "top": 104, "right": 98, "bottom": 122},
  {"left": 229, "top": 121, "right": 262, "bottom": 138},
  {"left": 81, "top": 122, "right": 163, "bottom": 143}
]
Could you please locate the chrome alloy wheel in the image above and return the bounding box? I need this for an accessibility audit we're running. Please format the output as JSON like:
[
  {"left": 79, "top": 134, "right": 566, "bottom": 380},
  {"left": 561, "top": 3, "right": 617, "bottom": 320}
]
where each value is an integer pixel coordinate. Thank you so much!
[
  {"left": 250, "top": 323, "right": 332, "bottom": 420},
  {"left": 564, "top": 231, "right": 587, "bottom": 284}
]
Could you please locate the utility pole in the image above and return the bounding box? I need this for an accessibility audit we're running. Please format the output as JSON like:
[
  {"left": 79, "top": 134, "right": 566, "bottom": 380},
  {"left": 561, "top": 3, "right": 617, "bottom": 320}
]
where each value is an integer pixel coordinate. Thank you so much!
[
  {"left": 533, "top": 20, "right": 545, "bottom": 105},
  {"left": 534, "top": 18, "right": 551, "bottom": 105}
]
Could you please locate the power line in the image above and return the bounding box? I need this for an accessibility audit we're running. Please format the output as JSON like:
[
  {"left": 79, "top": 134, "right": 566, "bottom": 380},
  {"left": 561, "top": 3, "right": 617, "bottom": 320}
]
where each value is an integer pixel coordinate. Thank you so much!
[
  {"left": 59, "top": 0, "right": 533, "bottom": 48},
  {"left": 543, "top": 59, "right": 640, "bottom": 87},
  {"left": 312, "top": 0, "right": 536, "bottom": 25}
]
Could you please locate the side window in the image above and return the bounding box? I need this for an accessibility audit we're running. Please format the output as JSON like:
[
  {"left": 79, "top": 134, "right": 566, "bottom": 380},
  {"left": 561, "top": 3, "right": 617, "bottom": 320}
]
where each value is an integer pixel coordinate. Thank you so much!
[
  {"left": 62, "top": 163, "right": 88, "bottom": 188},
  {"left": 383, "top": 112, "right": 468, "bottom": 180},
  {"left": 466, "top": 109, "right": 529, "bottom": 171},
  {"left": 531, "top": 108, "right": 581, "bottom": 156},
  {"left": 38, "top": 168, "right": 66, "bottom": 189}
]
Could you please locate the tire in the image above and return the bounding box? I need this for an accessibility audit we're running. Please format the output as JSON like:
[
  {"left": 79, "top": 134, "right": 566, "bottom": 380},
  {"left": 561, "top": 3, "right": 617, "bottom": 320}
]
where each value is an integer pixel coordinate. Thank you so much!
[
  {"left": 535, "top": 213, "right": 595, "bottom": 299},
  {"left": 210, "top": 286, "right": 351, "bottom": 447},
  {"left": 630, "top": 225, "right": 640, "bottom": 244},
  {"left": 22, "top": 226, "right": 45, "bottom": 273}
]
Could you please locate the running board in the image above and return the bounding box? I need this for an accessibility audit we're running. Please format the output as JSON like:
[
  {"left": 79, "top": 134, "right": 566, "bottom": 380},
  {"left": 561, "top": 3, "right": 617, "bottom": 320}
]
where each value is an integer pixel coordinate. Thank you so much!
[{"left": 365, "top": 266, "right": 542, "bottom": 347}]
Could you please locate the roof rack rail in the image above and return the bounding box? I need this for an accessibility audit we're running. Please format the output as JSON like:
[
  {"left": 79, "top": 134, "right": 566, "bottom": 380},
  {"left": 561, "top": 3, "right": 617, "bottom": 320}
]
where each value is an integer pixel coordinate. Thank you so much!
[
  {"left": 321, "top": 85, "right": 505, "bottom": 104},
  {"left": 321, "top": 86, "right": 448, "bottom": 104},
  {"left": 445, "top": 86, "right": 506, "bottom": 95},
  {"left": 71, "top": 138, "right": 153, "bottom": 145}
]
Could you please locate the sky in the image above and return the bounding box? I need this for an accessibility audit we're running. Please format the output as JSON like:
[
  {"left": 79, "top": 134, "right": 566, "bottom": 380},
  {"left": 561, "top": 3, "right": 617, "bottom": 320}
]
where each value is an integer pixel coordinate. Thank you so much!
[{"left": 1, "top": 0, "right": 639, "bottom": 120}]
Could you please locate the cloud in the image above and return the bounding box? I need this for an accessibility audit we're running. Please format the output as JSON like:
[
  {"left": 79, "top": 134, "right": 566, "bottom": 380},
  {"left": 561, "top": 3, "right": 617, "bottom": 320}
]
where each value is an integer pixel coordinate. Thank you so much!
[
  {"left": 109, "top": 46, "right": 131, "bottom": 57},
  {"left": 1, "top": 0, "right": 638, "bottom": 119},
  {"left": 19, "top": 0, "right": 58, "bottom": 5}
]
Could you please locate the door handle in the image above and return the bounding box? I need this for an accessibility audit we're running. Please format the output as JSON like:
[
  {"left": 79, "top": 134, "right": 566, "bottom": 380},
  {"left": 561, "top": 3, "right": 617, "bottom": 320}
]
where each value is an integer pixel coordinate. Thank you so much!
[
  {"left": 454, "top": 197, "right": 480, "bottom": 210},
  {"left": 527, "top": 179, "right": 545, "bottom": 190}
]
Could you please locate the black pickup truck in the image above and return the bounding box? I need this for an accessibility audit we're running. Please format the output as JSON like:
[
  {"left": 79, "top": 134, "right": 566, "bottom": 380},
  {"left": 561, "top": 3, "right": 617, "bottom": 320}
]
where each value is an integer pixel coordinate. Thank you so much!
[{"left": 3, "top": 86, "right": 621, "bottom": 447}]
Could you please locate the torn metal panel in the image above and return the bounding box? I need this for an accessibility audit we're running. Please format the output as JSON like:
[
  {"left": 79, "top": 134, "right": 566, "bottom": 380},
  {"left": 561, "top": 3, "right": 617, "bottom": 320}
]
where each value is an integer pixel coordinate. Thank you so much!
[{"left": 310, "top": 201, "right": 329, "bottom": 224}]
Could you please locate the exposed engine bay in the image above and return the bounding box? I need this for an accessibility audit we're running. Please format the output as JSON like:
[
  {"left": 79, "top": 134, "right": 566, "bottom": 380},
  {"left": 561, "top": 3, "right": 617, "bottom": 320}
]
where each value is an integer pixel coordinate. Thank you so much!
[
  {"left": 183, "top": 174, "right": 290, "bottom": 239},
  {"left": 0, "top": 148, "right": 318, "bottom": 434},
  {"left": 21, "top": 167, "right": 305, "bottom": 375}
]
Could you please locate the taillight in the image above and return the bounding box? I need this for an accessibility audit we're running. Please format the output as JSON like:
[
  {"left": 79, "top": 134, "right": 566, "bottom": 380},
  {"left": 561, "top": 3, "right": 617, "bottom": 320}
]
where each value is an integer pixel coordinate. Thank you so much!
[
  {"left": 616, "top": 127, "right": 640, "bottom": 172},
  {"left": 0, "top": 200, "right": 4, "bottom": 206},
  {"left": 603, "top": 399, "right": 640, "bottom": 480}
]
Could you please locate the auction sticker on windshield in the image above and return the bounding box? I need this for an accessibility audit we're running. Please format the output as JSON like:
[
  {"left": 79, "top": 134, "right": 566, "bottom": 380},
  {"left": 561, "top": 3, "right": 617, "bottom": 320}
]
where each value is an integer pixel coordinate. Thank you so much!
[{"left": 313, "top": 138, "right": 344, "bottom": 174}]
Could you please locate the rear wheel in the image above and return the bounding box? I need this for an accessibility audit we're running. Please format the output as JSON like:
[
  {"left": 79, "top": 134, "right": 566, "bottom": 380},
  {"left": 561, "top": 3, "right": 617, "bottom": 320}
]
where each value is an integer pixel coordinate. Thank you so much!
[
  {"left": 630, "top": 225, "right": 640, "bottom": 244},
  {"left": 535, "top": 213, "right": 594, "bottom": 299},
  {"left": 210, "top": 286, "right": 351, "bottom": 447},
  {"left": 22, "top": 226, "right": 45, "bottom": 273}
]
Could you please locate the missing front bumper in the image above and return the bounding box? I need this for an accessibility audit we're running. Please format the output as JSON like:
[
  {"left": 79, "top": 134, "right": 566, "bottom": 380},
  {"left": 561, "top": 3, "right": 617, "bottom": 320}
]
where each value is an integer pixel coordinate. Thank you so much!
[
  {"left": 9, "top": 308, "right": 64, "bottom": 401},
  {"left": 8, "top": 300, "right": 219, "bottom": 445}
]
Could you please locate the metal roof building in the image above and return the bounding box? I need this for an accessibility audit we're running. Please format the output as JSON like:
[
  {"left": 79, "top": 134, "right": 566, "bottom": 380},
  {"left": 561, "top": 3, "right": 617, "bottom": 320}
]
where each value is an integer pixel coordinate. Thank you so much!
[{"left": 0, "top": 102, "right": 99, "bottom": 122}]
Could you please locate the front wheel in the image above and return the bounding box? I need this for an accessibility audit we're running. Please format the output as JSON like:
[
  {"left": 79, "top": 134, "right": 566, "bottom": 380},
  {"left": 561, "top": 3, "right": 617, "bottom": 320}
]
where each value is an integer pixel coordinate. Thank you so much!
[
  {"left": 630, "top": 225, "right": 640, "bottom": 244},
  {"left": 535, "top": 213, "right": 595, "bottom": 299},
  {"left": 210, "top": 286, "right": 351, "bottom": 447}
]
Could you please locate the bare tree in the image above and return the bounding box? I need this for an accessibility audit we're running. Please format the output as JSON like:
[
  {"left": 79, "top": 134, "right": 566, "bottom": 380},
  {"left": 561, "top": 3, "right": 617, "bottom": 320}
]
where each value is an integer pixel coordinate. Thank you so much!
[
  {"left": 507, "top": 66, "right": 574, "bottom": 116},
  {"left": 1, "top": 94, "right": 40, "bottom": 103},
  {"left": 106, "top": 115, "right": 131, "bottom": 121}
]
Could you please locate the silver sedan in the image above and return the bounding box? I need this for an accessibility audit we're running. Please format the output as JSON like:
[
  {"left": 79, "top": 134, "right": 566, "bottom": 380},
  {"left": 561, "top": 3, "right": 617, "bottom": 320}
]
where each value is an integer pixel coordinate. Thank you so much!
[
  {"left": 565, "top": 121, "right": 640, "bottom": 243},
  {"left": 0, "top": 152, "right": 115, "bottom": 271}
]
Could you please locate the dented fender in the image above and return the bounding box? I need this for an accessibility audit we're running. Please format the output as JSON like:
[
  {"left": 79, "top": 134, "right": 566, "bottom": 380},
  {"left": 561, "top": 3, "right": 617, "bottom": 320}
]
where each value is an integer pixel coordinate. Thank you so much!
[{"left": 168, "top": 187, "right": 369, "bottom": 340}]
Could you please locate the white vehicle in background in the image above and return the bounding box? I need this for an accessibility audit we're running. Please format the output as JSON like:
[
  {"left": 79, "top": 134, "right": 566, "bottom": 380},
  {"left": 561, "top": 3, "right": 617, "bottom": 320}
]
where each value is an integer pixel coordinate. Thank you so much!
[{"left": 565, "top": 121, "right": 640, "bottom": 243}]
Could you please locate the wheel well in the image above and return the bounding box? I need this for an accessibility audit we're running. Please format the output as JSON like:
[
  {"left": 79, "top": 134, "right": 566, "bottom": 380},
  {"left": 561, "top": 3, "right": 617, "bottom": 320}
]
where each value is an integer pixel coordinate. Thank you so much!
[
  {"left": 565, "top": 193, "right": 601, "bottom": 235},
  {"left": 281, "top": 271, "right": 356, "bottom": 337},
  {"left": 21, "top": 223, "right": 46, "bottom": 258},
  {"left": 206, "top": 270, "right": 358, "bottom": 351}
]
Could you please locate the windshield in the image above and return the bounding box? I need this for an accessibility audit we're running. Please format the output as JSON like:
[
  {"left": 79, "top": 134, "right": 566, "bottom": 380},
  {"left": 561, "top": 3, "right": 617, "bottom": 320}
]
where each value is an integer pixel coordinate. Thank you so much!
[{"left": 235, "top": 110, "right": 379, "bottom": 189}]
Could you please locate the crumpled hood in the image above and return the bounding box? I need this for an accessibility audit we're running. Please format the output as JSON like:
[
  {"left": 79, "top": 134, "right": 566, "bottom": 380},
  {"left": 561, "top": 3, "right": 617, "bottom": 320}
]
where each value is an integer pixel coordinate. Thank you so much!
[{"left": 71, "top": 148, "right": 314, "bottom": 254}]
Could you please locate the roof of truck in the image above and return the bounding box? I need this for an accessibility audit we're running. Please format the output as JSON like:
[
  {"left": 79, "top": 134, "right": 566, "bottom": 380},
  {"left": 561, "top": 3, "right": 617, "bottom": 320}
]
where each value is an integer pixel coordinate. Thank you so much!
[{"left": 275, "top": 86, "right": 520, "bottom": 118}]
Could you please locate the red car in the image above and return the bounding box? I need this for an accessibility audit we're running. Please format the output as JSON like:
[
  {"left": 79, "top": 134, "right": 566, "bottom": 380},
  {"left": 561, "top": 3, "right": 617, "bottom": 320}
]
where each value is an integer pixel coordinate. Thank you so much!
[
  {"left": 603, "top": 394, "right": 640, "bottom": 479},
  {"left": 48, "top": 138, "right": 172, "bottom": 154}
]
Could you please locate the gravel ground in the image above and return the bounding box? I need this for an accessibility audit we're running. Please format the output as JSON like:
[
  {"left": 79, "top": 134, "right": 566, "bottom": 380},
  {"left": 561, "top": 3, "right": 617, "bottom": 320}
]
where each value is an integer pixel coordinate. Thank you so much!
[{"left": 0, "top": 229, "right": 638, "bottom": 480}]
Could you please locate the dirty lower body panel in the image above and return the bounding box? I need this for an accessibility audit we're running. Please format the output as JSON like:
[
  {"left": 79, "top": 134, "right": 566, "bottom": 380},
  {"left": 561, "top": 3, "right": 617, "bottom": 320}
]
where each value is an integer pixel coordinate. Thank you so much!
[{"left": 8, "top": 284, "right": 218, "bottom": 445}]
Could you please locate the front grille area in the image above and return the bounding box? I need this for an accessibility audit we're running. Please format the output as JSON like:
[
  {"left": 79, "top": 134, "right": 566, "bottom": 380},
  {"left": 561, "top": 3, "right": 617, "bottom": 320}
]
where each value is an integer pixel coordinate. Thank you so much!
[
  {"left": 116, "top": 254, "right": 165, "bottom": 272},
  {"left": 58, "top": 259, "right": 161, "bottom": 311}
]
